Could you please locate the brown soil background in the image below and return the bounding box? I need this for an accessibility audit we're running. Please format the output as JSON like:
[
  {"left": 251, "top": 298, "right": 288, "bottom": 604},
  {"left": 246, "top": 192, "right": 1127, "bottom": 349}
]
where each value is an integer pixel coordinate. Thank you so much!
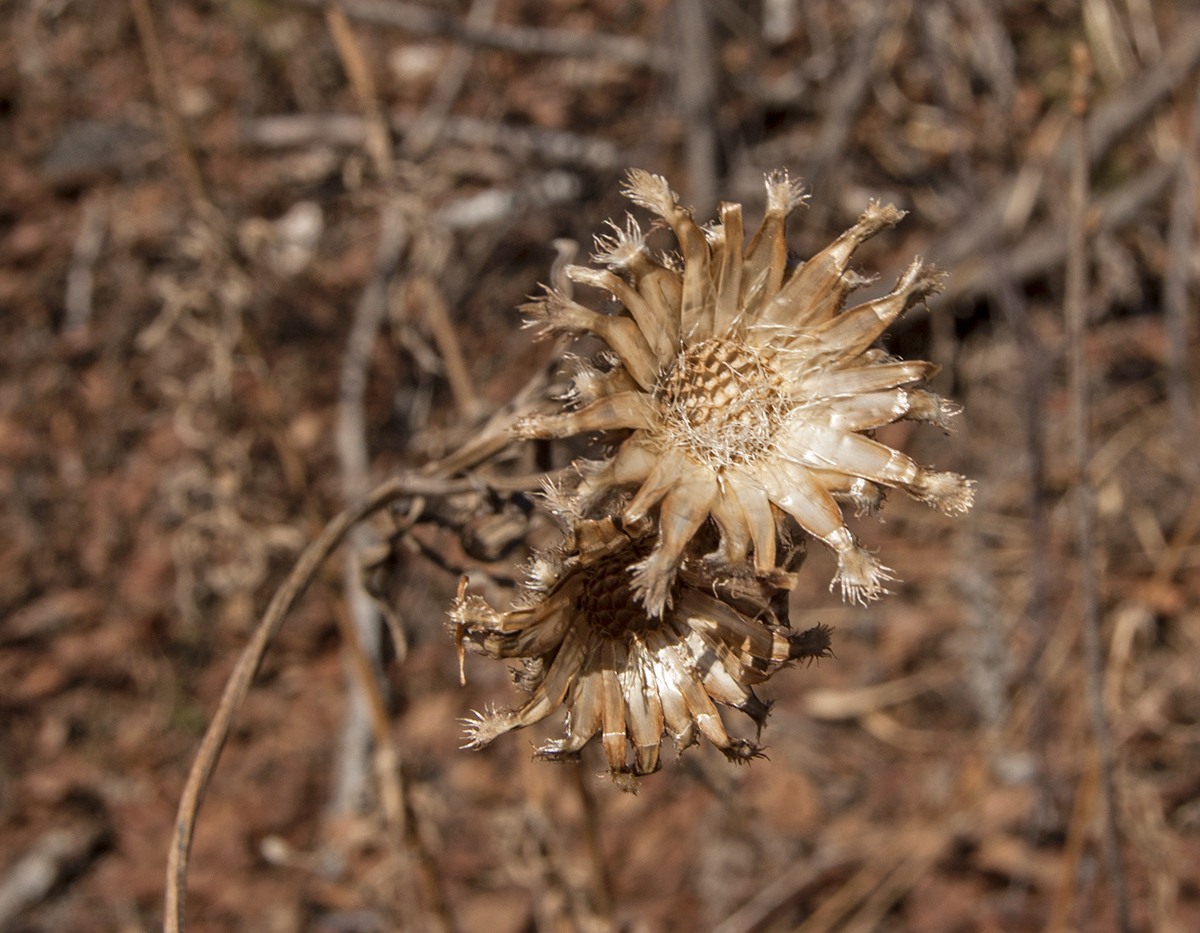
[{"left": 2, "top": 1, "right": 1200, "bottom": 931}]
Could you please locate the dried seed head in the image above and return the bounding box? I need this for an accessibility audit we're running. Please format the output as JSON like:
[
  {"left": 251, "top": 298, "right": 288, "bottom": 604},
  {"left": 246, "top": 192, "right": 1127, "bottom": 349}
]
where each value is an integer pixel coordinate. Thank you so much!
[
  {"left": 660, "top": 337, "right": 788, "bottom": 468},
  {"left": 516, "top": 168, "right": 973, "bottom": 614}
]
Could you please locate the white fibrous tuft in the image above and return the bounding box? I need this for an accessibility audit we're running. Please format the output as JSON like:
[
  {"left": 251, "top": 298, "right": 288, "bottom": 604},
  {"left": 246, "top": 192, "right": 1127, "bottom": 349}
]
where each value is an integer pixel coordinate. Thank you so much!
[
  {"left": 592, "top": 214, "right": 646, "bottom": 269},
  {"left": 764, "top": 169, "right": 807, "bottom": 214}
]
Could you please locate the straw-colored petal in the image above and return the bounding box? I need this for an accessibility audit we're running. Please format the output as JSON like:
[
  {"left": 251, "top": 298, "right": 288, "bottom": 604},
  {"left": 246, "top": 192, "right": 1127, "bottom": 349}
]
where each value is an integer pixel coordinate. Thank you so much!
[
  {"left": 782, "top": 424, "right": 968, "bottom": 514},
  {"left": 722, "top": 473, "right": 777, "bottom": 574},
  {"left": 599, "top": 639, "right": 628, "bottom": 772},
  {"left": 741, "top": 170, "right": 805, "bottom": 312},
  {"left": 630, "top": 467, "right": 720, "bottom": 616},
  {"left": 567, "top": 264, "right": 675, "bottom": 364},
  {"left": 756, "top": 200, "right": 906, "bottom": 329},
  {"left": 623, "top": 448, "right": 694, "bottom": 524},
  {"left": 810, "top": 259, "right": 944, "bottom": 360},
  {"left": 516, "top": 391, "right": 658, "bottom": 439},
  {"left": 713, "top": 202, "right": 744, "bottom": 333},
  {"left": 576, "top": 431, "right": 659, "bottom": 509},
  {"left": 794, "top": 359, "right": 939, "bottom": 399},
  {"left": 536, "top": 640, "right": 604, "bottom": 759},
  {"left": 622, "top": 639, "right": 664, "bottom": 774}
]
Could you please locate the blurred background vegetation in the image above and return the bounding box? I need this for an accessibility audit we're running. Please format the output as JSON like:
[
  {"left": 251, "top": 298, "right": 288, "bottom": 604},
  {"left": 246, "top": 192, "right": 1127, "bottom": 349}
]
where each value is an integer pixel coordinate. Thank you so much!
[{"left": 1, "top": 1, "right": 1198, "bottom": 931}]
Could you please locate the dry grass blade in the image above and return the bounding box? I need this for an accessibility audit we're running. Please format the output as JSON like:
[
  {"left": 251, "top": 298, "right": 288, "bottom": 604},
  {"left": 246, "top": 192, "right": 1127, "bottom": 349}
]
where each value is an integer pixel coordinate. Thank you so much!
[
  {"left": 128, "top": 0, "right": 209, "bottom": 211},
  {"left": 325, "top": 2, "right": 394, "bottom": 179},
  {"left": 1064, "top": 43, "right": 1132, "bottom": 933}
]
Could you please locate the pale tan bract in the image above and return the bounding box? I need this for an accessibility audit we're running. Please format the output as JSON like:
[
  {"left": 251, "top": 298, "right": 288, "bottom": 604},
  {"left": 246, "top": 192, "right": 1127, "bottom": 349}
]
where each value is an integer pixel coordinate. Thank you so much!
[
  {"left": 517, "top": 169, "right": 974, "bottom": 616},
  {"left": 451, "top": 516, "right": 831, "bottom": 786}
]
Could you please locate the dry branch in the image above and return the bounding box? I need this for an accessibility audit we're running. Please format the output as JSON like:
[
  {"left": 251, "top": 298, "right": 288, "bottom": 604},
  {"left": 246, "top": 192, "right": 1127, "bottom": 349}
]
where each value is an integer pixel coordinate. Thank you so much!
[
  {"left": 329, "top": 207, "right": 408, "bottom": 818},
  {"left": 291, "top": 0, "right": 657, "bottom": 68},
  {"left": 241, "top": 112, "right": 624, "bottom": 171}
]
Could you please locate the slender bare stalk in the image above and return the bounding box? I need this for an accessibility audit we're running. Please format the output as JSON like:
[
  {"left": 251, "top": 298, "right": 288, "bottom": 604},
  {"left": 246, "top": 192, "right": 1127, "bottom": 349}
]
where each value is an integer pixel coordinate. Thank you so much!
[
  {"left": 325, "top": 2, "right": 394, "bottom": 179},
  {"left": 405, "top": 0, "right": 498, "bottom": 157},
  {"left": 1164, "top": 90, "right": 1200, "bottom": 459},
  {"left": 410, "top": 275, "right": 483, "bottom": 423},
  {"left": 676, "top": 0, "right": 718, "bottom": 217},
  {"left": 291, "top": 0, "right": 657, "bottom": 68},
  {"left": 330, "top": 208, "right": 409, "bottom": 819},
  {"left": 1064, "top": 43, "right": 1132, "bottom": 933},
  {"left": 128, "top": 0, "right": 209, "bottom": 212},
  {"left": 164, "top": 474, "right": 411, "bottom": 933},
  {"left": 63, "top": 196, "right": 107, "bottom": 336},
  {"left": 568, "top": 762, "right": 614, "bottom": 929}
]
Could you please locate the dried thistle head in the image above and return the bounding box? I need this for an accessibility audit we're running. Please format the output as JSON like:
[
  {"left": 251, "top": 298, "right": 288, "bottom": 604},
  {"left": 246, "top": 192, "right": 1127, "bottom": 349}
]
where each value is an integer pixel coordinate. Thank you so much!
[
  {"left": 451, "top": 515, "right": 830, "bottom": 789},
  {"left": 517, "top": 169, "right": 973, "bottom": 615}
]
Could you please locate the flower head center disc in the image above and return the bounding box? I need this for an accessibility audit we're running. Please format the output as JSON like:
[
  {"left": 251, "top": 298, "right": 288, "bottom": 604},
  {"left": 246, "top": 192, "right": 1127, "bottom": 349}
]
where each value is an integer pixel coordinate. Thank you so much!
[
  {"left": 660, "top": 338, "right": 787, "bottom": 469},
  {"left": 577, "top": 553, "right": 656, "bottom": 639}
]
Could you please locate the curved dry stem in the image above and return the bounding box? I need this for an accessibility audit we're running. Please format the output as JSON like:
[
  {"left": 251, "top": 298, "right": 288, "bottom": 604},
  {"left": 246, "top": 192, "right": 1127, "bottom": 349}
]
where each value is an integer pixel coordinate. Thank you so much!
[{"left": 163, "top": 469, "right": 545, "bottom": 933}]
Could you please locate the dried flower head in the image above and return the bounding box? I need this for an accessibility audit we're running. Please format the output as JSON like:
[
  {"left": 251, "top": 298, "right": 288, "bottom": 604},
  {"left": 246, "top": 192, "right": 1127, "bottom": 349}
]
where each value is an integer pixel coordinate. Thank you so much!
[
  {"left": 451, "top": 515, "right": 831, "bottom": 787},
  {"left": 517, "top": 169, "right": 973, "bottom": 615}
]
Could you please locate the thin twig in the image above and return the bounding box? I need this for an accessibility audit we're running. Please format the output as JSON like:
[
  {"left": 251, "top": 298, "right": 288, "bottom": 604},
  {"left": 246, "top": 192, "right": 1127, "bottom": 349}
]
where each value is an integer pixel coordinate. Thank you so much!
[
  {"left": 1044, "top": 751, "right": 1100, "bottom": 933},
  {"left": 329, "top": 207, "right": 409, "bottom": 818},
  {"left": 936, "top": 13, "right": 1200, "bottom": 272},
  {"left": 128, "top": 0, "right": 209, "bottom": 211},
  {"left": 409, "top": 274, "right": 483, "bottom": 423},
  {"left": 1064, "top": 43, "right": 1132, "bottom": 933},
  {"left": 800, "top": 7, "right": 892, "bottom": 241},
  {"left": 161, "top": 467, "right": 552, "bottom": 932},
  {"left": 1164, "top": 88, "right": 1200, "bottom": 459},
  {"left": 404, "top": 0, "right": 498, "bottom": 157},
  {"left": 63, "top": 195, "right": 108, "bottom": 337},
  {"left": 292, "top": 0, "right": 657, "bottom": 69},
  {"left": 568, "top": 762, "right": 615, "bottom": 930},
  {"left": 677, "top": 0, "right": 719, "bottom": 217},
  {"left": 0, "top": 822, "right": 108, "bottom": 926},
  {"left": 988, "top": 267, "right": 1054, "bottom": 709},
  {"left": 325, "top": 2, "right": 394, "bottom": 179},
  {"left": 712, "top": 852, "right": 849, "bottom": 933},
  {"left": 939, "top": 158, "right": 1175, "bottom": 304},
  {"left": 241, "top": 112, "right": 624, "bottom": 171}
]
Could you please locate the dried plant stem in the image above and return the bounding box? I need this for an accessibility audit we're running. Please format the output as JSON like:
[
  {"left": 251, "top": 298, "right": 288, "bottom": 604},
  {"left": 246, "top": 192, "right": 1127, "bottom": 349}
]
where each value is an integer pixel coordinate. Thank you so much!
[
  {"left": 410, "top": 275, "right": 483, "bottom": 422},
  {"left": 331, "top": 596, "right": 406, "bottom": 835},
  {"left": 325, "top": 2, "right": 394, "bottom": 179},
  {"left": 243, "top": 113, "right": 623, "bottom": 171},
  {"left": 128, "top": 0, "right": 209, "bottom": 211},
  {"left": 567, "top": 762, "right": 614, "bottom": 927},
  {"left": 712, "top": 853, "right": 848, "bottom": 933},
  {"left": 800, "top": 7, "right": 891, "bottom": 241},
  {"left": 1045, "top": 750, "right": 1100, "bottom": 933},
  {"left": 63, "top": 195, "right": 107, "bottom": 336},
  {"left": 676, "top": 0, "right": 718, "bottom": 217},
  {"left": 1164, "top": 90, "right": 1200, "bottom": 458},
  {"left": 1064, "top": 44, "right": 1132, "bottom": 933},
  {"left": 330, "top": 208, "right": 408, "bottom": 818},
  {"left": 989, "top": 267, "right": 1054, "bottom": 749},
  {"left": 165, "top": 473, "right": 411, "bottom": 933},
  {"left": 938, "top": 13, "right": 1200, "bottom": 273},
  {"left": 331, "top": 594, "right": 456, "bottom": 933},
  {"left": 405, "top": 0, "right": 498, "bottom": 157},
  {"left": 793, "top": 839, "right": 908, "bottom": 933},
  {"left": 292, "top": 0, "right": 656, "bottom": 69}
]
